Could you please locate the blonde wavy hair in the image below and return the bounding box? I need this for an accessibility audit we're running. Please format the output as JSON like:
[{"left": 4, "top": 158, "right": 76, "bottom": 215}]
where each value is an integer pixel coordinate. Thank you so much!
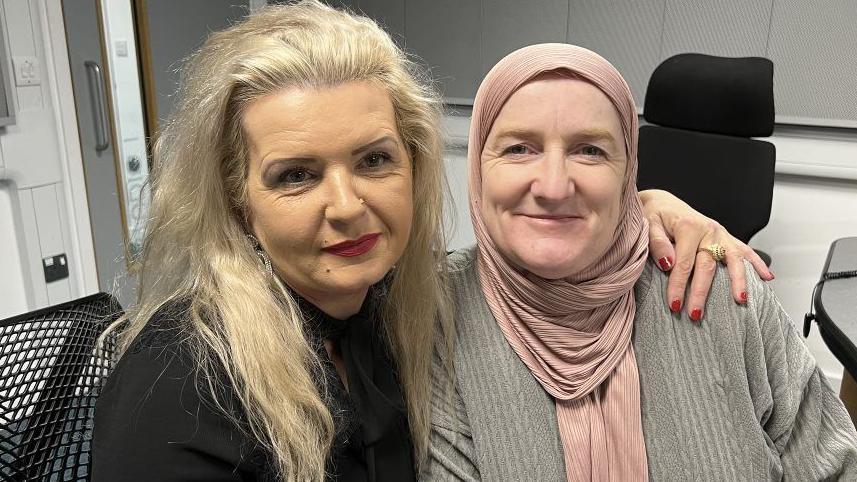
[{"left": 104, "top": 1, "right": 451, "bottom": 479}]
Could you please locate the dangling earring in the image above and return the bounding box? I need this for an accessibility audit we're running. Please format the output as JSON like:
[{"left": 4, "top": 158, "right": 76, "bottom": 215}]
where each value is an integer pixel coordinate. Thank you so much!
[{"left": 247, "top": 234, "right": 273, "bottom": 278}]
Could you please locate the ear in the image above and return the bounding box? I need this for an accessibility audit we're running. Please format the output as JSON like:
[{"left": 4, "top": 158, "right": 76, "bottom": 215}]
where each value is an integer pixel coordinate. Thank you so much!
[{"left": 238, "top": 205, "right": 257, "bottom": 239}]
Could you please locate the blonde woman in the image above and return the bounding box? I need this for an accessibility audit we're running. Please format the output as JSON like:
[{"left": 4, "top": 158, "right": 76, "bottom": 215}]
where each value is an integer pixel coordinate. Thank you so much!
[
  {"left": 92, "top": 3, "right": 770, "bottom": 481},
  {"left": 93, "top": 2, "right": 449, "bottom": 480}
]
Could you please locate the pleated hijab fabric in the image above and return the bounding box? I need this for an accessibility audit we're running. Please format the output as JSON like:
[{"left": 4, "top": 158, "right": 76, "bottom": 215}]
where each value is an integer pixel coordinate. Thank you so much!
[{"left": 468, "top": 44, "right": 650, "bottom": 482}]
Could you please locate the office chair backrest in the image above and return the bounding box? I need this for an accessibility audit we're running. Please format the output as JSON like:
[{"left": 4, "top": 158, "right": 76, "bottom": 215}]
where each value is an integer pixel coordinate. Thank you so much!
[
  {"left": 637, "top": 53, "right": 776, "bottom": 243},
  {"left": 0, "top": 293, "right": 121, "bottom": 481}
]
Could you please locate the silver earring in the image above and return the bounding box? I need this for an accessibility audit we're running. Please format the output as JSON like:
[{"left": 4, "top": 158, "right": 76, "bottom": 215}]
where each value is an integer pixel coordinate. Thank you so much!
[{"left": 247, "top": 234, "right": 273, "bottom": 278}]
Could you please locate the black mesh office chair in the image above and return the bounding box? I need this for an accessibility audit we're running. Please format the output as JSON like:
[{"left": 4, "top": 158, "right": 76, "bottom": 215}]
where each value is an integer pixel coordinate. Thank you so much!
[
  {"left": 637, "top": 53, "right": 776, "bottom": 265},
  {"left": 0, "top": 293, "right": 121, "bottom": 481}
]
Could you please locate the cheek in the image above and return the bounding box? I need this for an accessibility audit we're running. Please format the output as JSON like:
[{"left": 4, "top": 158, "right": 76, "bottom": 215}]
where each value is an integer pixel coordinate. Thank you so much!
[
  {"left": 249, "top": 193, "right": 320, "bottom": 251},
  {"left": 377, "top": 176, "right": 414, "bottom": 238},
  {"left": 395, "top": 189, "right": 414, "bottom": 235},
  {"left": 481, "top": 165, "right": 523, "bottom": 213},
  {"left": 595, "top": 175, "right": 625, "bottom": 233}
]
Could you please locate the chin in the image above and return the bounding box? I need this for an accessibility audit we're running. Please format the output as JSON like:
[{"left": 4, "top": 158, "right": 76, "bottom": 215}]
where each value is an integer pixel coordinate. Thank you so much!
[
  {"left": 508, "top": 241, "right": 582, "bottom": 279},
  {"left": 524, "top": 263, "right": 578, "bottom": 280},
  {"left": 332, "top": 261, "right": 391, "bottom": 290}
]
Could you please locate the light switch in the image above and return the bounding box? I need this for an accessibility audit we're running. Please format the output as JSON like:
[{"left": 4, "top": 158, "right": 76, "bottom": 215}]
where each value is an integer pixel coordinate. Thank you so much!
[
  {"left": 115, "top": 39, "right": 129, "bottom": 57},
  {"left": 13, "top": 56, "right": 40, "bottom": 86}
]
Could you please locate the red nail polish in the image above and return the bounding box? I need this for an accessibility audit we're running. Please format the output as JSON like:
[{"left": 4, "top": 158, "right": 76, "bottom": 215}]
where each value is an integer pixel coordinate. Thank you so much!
[
  {"left": 670, "top": 299, "right": 681, "bottom": 313},
  {"left": 690, "top": 308, "right": 702, "bottom": 322},
  {"left": 740, "top": 291, "right": 748, "bottom": 303},
  {"left": 657, "top": 256, "right": 673, "bottom": 271}
]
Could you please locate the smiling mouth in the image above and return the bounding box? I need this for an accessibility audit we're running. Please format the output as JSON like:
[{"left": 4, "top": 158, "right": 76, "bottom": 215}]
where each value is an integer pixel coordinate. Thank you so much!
[
  {"left": 520, "top": 214, "right": 582, "bottom": 221},
  {"left": 323, "top": 233, "right": 381, "bottom": 257}
]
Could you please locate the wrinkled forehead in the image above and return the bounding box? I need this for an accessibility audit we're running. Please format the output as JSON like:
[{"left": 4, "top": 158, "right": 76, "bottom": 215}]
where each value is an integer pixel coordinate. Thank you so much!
[{"left": 483, "top": 70, "right": 629, "bottom": 153}]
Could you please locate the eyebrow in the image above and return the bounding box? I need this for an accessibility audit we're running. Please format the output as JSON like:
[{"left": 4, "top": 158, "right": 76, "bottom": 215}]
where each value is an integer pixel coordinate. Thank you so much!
[
  {"left": 573, "top": 128, "right": 619, "bottom": 145},
  {"left": 491, "top": 127, "right": 619, "bottom": 146},
  {"left": 491, "top": 129, "right": 540, "bottom": 145},
  {"left": 351, "top": 135, "right": 400, "bottom": 156}
]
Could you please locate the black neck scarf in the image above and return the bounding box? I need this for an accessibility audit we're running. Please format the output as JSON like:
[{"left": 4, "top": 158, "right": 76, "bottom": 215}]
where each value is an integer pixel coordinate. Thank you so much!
[{"left": 297, "top": 284, "right": 416, "bottom": 482}]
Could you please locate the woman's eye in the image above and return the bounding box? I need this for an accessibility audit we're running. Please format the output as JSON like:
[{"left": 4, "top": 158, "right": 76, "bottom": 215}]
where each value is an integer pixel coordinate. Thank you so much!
[
  {"left": 580, "top": 145, "right": 606, "bottom": 157},
  {"left": 278, "top": 167, "right": 314, "bottom": 185},
  {"left": 502, "top": 144, "right": 531, "bottom": 156},
  {"left": 361, "top": 152, "right": 392, "bottom": 169}
]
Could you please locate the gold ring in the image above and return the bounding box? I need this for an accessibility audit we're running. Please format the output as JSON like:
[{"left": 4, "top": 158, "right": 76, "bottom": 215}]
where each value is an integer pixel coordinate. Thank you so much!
[{"left": 700, "top": 243, "right": 726, "bottom": 262}]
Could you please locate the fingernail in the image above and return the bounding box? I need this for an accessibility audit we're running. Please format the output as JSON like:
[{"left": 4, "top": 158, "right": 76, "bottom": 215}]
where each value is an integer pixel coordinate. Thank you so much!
[
  {"left": 657, "top": 256, "right": 673, "bottom": 271},
  {"left": 690, "top": 308, "right": 702, "bottom": 322},
  {"left": 670, "top": 299, "right": 682, "bottom": 313},
  {"left": 739, "top": 291, "right": 748, "bottom": 304},
  {"left": 768, "top": 271, "right": 776, "bottom": 280}
]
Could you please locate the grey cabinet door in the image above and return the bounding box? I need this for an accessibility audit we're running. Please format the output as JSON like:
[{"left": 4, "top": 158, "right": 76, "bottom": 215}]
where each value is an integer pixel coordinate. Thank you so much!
[
  {"left": 62, "top": 0, "right": 129, "bottom": 303},
  {"left": 768, "top": 0, "right": 857, "bottom": 127},
  {"left": 405, "top": 0, "right": 481, "bottom": 104},
  {"left": 660, "top": 0, "right": 773, "bottom": 59},
  {"left": 481, "top": 0, "right": 568, "bottom": 76},
  {"left": 567, "top": 0, "right": 665, "bottom": 112}
]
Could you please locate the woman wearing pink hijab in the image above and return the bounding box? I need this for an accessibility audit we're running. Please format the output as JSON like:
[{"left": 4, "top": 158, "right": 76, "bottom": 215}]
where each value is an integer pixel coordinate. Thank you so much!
[{"left": 426, "top": 44, "right": 857, "bottom": 481}]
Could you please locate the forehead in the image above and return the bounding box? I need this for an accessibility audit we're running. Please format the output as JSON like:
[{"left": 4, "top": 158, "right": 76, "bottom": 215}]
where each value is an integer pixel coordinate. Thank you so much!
[
  {"left": 490, "top": 76, "right": 623, "bottom": 137},
  {"left": 242, "top": 81, "right": 400, "bottom": 157}
]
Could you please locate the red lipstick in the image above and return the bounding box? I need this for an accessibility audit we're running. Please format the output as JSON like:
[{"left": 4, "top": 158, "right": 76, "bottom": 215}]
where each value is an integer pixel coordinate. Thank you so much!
[{"left": 323, "top": 233, "right": 380, "bottom": 257}]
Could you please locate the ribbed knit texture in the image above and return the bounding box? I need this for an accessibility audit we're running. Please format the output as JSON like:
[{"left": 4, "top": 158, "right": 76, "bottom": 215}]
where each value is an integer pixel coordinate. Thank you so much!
[
  {"left": 425, "top": 248, "right": 857, "bottom": 481},
  {"left": 467, "top": 44, "right": 648, "bottom": 482}
]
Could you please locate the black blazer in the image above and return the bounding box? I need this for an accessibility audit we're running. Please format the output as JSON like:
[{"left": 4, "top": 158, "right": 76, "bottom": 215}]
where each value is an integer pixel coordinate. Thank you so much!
[
  {"left": 92, "top": 306, "right": 275, "bottom": 481},
  {"left": 92, "top": 294, "right": 416, "bottom": 482}
]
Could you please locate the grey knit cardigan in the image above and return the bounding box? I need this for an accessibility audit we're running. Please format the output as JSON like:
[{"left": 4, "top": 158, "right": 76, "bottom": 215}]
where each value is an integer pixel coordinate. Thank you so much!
[{"left": 424, "top": 247, "right": 857, "bottom": 481}]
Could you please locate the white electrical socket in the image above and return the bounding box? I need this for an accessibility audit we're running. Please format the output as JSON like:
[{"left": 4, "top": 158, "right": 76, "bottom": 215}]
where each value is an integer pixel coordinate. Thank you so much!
[
  {"left": 13, "top": 56, "right": 40, "bottom": 86},
  {"left": 115, "top": 39, "right": 129, "bottom": 57}
]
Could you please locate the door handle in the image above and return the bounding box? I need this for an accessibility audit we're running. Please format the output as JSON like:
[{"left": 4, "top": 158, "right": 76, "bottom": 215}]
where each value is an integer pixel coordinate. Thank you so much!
[{"left": 84, "top": 61, "right": 111, "bottom": 152}]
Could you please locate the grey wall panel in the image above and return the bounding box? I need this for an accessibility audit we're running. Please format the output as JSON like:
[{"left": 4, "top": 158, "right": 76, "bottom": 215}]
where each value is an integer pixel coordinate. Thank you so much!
[
  {"left": 405, "top": 0, "right": 481, "bottom": 103},
  {"left": 334, "top": 0, "right": 405, "bottom": 43},
  {"left": 147, "top": 1, "right": 249, "bottom": 125},
  {"left": 481, "top": 0, "right": 568, "bottom": 76},
  {"left": 661, "top": 0, "right": 773, "bottom": 59},
  {"left": 768, "top": 0, "right": 857, "bottom": 126},
  {"left": 567, "top": 0, "right": 665, "bottom": 111}
]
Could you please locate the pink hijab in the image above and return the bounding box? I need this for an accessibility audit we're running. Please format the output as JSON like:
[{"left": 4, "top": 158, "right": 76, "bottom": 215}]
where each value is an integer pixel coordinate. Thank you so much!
[{"left": 468, "top": 44, "right": 650, "bottom": 481}]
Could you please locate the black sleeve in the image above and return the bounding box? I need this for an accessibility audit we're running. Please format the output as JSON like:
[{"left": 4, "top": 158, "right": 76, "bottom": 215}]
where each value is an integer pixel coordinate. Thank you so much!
[{"left": 92, "top": 319, "right": 272, "bottom": 481}]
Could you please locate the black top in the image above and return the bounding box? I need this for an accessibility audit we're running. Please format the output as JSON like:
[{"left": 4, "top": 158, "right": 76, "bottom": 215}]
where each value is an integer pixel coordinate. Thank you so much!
[{"left": 92, "top": 288, "right": 415, "bottom": 481}]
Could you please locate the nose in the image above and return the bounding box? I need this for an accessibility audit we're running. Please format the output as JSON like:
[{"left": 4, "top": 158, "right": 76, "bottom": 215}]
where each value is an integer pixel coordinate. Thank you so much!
[
  {"left": 530, "top": 150, "right": 573, "bottom": 202},
  {"left": 324, "top": 169, "right": 366, "bottom": 224}
]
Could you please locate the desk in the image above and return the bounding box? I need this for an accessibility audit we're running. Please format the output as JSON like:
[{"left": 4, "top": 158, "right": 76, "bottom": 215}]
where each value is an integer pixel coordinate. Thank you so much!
[
  {"left": 813, "top": 236, "right": 857, "bottom": 421},
  {"left": 814, "top": 237, "right": 857, "bottom": 375}
]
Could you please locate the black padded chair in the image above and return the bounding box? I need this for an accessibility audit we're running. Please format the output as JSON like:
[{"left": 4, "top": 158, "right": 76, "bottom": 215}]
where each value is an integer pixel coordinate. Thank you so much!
[
  {"left": 637, "top": 53, "right": 776, "bottom": 265},
  {"left": 0, "top": 293, "right": 121, "bottom": 481}
]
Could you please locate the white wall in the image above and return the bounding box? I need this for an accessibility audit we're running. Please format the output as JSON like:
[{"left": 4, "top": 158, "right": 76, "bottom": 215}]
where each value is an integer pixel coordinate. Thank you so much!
[
  {"left": 442, "top": 114, "right": 857, "bottom": 390},
  {"left": 0, "top": 0, "right": 96, "bottom": 319},
  {"left": 754, "top": 174, "right": 857, "bottom": 389},
  {"left": 0, "top": 181, "right": 28, "bottom": 318}
]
